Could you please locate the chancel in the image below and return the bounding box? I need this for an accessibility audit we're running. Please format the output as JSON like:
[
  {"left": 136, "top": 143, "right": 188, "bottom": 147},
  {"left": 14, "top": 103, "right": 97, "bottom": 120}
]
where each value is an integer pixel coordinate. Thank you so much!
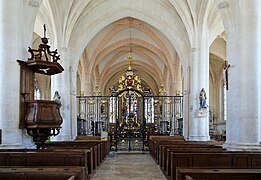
[{"left": 0, "top": 0, "right": 261, "bottom": 179}]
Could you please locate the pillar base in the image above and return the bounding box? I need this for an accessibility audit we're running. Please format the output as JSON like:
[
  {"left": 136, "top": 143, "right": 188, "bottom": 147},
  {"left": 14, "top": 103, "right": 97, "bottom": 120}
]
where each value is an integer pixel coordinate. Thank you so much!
[
  {"left": 189, "top": 135, "right": 210, "bottom": 141},
  {"left": 223, "top": 142, "right": 261, "bottom": 151}
]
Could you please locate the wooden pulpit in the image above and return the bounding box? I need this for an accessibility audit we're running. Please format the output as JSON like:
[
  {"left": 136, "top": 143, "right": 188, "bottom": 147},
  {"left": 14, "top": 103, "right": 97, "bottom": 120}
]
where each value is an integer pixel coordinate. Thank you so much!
[{"left": 17, "top": 26, "right": 64, "bottom": 148}]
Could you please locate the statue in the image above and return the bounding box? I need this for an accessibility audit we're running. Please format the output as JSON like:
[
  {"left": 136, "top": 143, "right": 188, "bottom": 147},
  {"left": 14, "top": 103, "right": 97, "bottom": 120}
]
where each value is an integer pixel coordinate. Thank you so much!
[
  {"left": 53, "top": 91, "right": 61, "bottom": 104},
  {"left": 199, "top": 88, "right": 207, "bottom": 108}
]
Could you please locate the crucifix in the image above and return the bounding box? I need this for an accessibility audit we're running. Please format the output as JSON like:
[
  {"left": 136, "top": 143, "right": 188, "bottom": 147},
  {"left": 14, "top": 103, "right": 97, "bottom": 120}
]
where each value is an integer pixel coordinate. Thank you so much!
[{"left": 223, "top": 61, "right": 230, "bottom": 90}]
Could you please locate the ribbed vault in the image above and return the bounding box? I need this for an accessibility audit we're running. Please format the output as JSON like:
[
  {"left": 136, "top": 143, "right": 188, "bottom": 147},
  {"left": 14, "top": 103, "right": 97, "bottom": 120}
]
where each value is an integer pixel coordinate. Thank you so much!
[{"left": 34, "top": 0, "right": 224, "bottom": 96}]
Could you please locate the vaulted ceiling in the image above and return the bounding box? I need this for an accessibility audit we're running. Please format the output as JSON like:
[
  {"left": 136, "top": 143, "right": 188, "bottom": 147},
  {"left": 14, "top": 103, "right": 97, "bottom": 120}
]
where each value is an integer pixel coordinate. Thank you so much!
[{"left": 34, "top": 0, "right": 225, "bottom": 95}]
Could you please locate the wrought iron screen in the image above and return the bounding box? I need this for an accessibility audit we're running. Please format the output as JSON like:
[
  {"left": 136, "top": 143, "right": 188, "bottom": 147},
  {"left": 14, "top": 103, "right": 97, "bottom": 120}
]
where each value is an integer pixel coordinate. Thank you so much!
[{"left": 76, "top": 95, "right": 183, "bottom": 151}]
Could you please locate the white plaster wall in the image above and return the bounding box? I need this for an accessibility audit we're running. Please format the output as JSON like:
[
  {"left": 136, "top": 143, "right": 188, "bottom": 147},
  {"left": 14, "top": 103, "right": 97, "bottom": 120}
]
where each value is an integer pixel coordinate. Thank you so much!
[
  {"left": 210, "top": 37, "right": 226, "bottom": 60},
  {"left": 0, "top": 0, "right": 42, "bottom": 148}
]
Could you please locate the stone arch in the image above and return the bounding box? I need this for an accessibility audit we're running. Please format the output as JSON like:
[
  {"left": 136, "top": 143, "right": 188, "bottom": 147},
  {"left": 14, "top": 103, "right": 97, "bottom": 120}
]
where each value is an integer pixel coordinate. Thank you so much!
[
  {"left": 87, "top": 17, "right": 177, "bottom": 82},
  {"left": 97, "top": 48, "right": 163, "bottom": 85},
  {"left": 69, "top": 0, "right": 191, "bottom": 74}
]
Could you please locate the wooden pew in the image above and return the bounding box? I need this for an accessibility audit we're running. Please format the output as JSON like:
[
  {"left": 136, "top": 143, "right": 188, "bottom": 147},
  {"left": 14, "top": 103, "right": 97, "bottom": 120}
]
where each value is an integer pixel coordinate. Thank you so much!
[
  {"left": 151, "top": 140, "right": 186, "bottom": 162},
  {"left": 152, "top": 140, "right": 221, "bottom": 164},
  {"left": 46, "top": 140, "right": 110, "bottom": 160},
  {"left": 75, "top": 136, "right": 110, "bottom": 158},
  {"left": 170, "top": 152, "right": 261, "bottom": 180},
  {"left": 148, "top": 135, "right": 184, "bottom": 152},
  {"left": 148, "top": 135, "right": 185, "bottom": 159},
  {"left": 44, "top": 140, "right": 107, "bottom": 168},
  {"left": 75, "top": 136, "right": 111, "bottom": 158},
  {"left": 0, "top": 167, "right": 86, "bottom": 180},
  {"left": 0, "top": 148, "right": 94, "bottom": 175},
  {"left": 0, "top": 148, "right": 95, "bottom": 174},
  {"left": 149, "top": 139, "right": 210, "bottom": 162},
  {"left": 159, "top": 143, "right": 223, "bottom": 168},
  {"left": 74, "top": 140, "right": 111, "bottom": 161},
  {"left": 149, "top": 136, "right": 221, "bottom": 159},
  {"left": 176, "top": 167, "right": 261, "bottom": 180},
  {"left": 0, "top": 139, "right": 111, "bottom": 179},
  {"left": 53, "top": 149, "right": 94, "bottom": 175},
  {"left": 0, "top": 150, "right": 91, "bottom": 178},
  {"left": 158, "top": 143, "right": 223, "bottom": 167},
  {"left": 164, "top": 147, "right": 225, "bottom": 177},
  {"left": 44, "top": 140, "right": 110, "bottom": 174}
]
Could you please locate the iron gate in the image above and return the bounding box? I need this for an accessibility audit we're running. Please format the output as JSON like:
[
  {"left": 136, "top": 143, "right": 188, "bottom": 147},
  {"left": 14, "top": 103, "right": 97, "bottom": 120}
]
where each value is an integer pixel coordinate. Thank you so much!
[{"left": 76, "top": 94, "right": 183, "bottom": 151}]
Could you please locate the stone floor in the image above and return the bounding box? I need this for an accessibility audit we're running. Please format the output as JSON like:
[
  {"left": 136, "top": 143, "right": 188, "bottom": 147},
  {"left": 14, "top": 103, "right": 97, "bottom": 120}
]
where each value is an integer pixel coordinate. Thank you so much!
[{"left": 91, "top": 152, "right": 167, "bottom": 180}]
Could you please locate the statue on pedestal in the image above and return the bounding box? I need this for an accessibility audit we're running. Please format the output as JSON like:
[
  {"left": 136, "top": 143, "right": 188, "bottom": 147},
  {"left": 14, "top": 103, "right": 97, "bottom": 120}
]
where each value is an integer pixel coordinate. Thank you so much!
[{"left": 199, "top": 88, "right": 207, "bottom": 108}]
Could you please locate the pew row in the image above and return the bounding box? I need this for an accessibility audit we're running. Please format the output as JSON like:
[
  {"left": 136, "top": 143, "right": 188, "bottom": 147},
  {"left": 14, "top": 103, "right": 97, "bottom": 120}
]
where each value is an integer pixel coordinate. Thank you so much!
[
  {"left": 159, "top": 143, "right": 223, "bottom": 168},
  {"left": 0, "top": 150, "right": 91, "bottom": 179},
  {"left": 164, "top": 147, "right": 225, "bottom": 177},
  {"left": 170, "top": 152, "right": 261, "bottom": 180},
  {"left": 176, "top": 167, "right": 261, "bottom": 180},
  {"left": 0, "top": 138, "right": 110, "bottom": 179},
  {"left": 149, "top": 140, "right": 225, "bottom": 177},
  {"left": 148, "top": 136, "right": 261, "bottom": 180},
  {"left": 0, "top": 167, "right": 86, "bottom": 180},
  {"left": 44, "top": 140, "right": 110, "bottom": 166},
  {"left": 150, "top": 139, "right": 220, "bottom": 160}
]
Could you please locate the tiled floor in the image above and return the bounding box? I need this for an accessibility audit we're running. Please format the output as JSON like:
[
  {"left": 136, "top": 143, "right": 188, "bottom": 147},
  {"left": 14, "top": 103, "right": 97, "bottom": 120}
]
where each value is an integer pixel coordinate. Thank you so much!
[{"left": 91, "top": 152, "right": 166, "bottom": 180}]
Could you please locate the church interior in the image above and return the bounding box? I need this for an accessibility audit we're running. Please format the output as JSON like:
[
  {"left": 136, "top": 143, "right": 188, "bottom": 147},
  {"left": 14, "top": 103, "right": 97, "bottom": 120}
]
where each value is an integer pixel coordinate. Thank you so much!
[{"left": 0, "top": 0, "right": 261, "bottom": 179}]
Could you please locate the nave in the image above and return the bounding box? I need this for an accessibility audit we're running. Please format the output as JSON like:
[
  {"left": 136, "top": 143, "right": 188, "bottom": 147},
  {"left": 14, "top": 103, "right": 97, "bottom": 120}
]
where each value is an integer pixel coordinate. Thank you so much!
[
  {"left": 1, "top": 0, "right": 261, "bottom": 179},
  {"left": 1, "top": 135, "right": 261, "bottom": 179},
  {"left": 91, "top": 152, "right": 166, "bottom": 180}
]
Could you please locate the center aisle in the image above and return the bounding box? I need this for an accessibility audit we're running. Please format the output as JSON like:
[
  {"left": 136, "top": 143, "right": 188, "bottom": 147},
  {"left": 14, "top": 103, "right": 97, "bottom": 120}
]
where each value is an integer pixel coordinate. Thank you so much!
[{"left": 91, "top": 152, "right": 166, "bottom": 180}]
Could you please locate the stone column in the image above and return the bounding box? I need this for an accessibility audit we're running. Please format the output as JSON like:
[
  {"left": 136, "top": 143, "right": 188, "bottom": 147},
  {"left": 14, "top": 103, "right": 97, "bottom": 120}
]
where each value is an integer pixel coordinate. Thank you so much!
[
  {"left": 51, "top": 48, "right": 72, "bottom": 141},
  {"left": 0, "top": 1, "right": 41, "bottom": 148},
  {"left": 70, "top": 69, "right": 78, "bottom": 139},
  {"left": 182, "top": 65, "right": 190, "bottom": 140},
  {"left": 188, "top": 33, "right": 210, "bottom": 141},
  {"left": 82, "top": 82, "right": 92, "bottom": 96},
  {"left": 171, "top": 63, "right": 183, "bottom": 95},
  {"left": 219, "top": 0, "right": 261, "bottom": 150}
]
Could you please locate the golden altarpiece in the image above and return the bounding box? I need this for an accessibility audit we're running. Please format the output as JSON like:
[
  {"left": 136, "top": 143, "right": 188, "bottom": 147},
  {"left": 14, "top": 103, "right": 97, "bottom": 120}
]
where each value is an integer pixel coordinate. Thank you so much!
[{"left": 77, "top": 53, "right": 183, "bottom": 151}]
